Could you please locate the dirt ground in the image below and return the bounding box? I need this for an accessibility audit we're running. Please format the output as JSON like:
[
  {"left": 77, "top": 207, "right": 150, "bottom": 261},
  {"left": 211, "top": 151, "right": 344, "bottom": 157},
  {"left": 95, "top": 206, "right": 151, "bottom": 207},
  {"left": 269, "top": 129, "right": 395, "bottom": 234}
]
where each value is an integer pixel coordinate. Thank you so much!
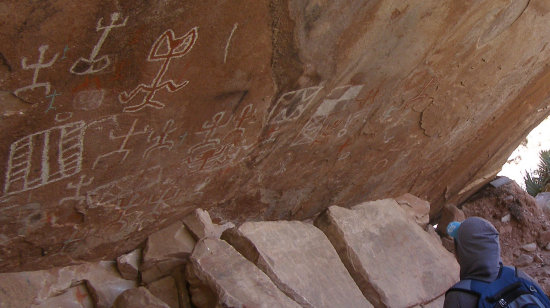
[{"left": 456, "top": 177, "right": 550, "bottom": 293}]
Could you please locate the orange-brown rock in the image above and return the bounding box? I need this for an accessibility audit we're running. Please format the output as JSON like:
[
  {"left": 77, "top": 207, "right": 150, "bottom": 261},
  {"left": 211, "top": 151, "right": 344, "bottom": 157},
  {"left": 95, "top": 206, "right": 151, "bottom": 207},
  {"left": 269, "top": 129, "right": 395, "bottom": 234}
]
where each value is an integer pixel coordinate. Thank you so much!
[
  {"left": 140, "top": 222, "right": 195, "bottom": 283},
  {"left": 116, "top": 248, "right": 141, "bottom": 280},
  {"left": 0, "top": 261, "right": 135, "bottom": 308},
  {"left": 223, "top": 221, "right": 372, "bottom": 307},
  {"left": 31, "top": 284, "right": 94, "bottom": 308},
  {"left": 2, "top": 0, "right": 550, "bottom": 271},
  {"left": 182, "top": 208, "right": 234, "bottom": 240},
  {"left": 146, "top": 276, "right": 179, "bottom": 308},
  {"left": 112, "top": 287, "right": 171, "bottom": 308},
  {"left": 394, "top": 193, "right": 431, "bottom": 228},
  {"left": 315, "top": 199, "right": 459, "bottom": 307},
  {"left": 187, "top": 238, "right": 300, "bottom": 307}
]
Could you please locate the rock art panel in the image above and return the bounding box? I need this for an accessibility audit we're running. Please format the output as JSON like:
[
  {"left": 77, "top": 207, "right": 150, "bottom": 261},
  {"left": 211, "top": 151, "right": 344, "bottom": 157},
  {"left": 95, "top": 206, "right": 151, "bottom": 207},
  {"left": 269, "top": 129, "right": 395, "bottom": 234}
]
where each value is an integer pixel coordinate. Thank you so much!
[{"left": 1, "top": 0, "right": 550, "bottom": 271}]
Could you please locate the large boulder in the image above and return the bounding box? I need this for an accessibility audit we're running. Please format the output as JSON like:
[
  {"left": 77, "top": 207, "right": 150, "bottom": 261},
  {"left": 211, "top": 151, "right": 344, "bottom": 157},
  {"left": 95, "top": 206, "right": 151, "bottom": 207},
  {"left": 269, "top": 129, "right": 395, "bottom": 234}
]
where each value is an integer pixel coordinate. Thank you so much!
[
  {"left": 187, "top": 238, "right": 300, "bottom": 308},
  {"left": 315, "top": 199, "right": 459, "bottom": 307},
  {"left": 2, "top": 1, "right": 550, "bottom": 271},
  {"left": 223, "top": 220, "right": 372, "bottom": 307}
]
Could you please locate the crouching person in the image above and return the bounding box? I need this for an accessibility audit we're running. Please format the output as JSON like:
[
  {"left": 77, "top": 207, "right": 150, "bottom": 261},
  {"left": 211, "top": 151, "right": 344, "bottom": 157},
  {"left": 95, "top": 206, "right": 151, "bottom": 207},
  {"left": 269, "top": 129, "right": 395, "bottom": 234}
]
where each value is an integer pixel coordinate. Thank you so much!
[{"left": 443, "top": 217, "right": 550, "bottom": 308}]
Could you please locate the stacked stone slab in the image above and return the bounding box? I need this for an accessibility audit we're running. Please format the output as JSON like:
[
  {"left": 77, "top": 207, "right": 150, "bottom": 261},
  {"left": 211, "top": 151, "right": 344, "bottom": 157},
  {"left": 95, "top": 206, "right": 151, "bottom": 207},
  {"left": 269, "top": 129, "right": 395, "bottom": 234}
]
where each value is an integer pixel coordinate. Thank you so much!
[
  {"left": 141, "top": 222, "right": 196, "bottom": 284},
  {"left": 0, "top": 203, "right": 460, "bottom": 307},
  {"left": 186, "top": 238, "right": 301, "bottom": 307},
  {"left": 223, "top": 220, "right": 373, "bottom": 307},
  {"left": 315, "top": 198, "right": 460, "bottom": 307}
]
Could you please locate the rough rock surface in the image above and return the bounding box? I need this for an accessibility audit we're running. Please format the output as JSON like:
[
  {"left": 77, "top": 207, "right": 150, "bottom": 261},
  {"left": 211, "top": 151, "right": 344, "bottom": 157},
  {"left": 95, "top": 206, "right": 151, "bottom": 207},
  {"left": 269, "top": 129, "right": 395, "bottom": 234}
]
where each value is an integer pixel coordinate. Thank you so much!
[
  {"left": 31, "top": 284, "right": 94, "bottom": 308},
  {"left": 315, "top": 199, "right": 459, "bottom": 307},
  {"left": 223, "top": 221, "right": 372, "bottom": 307},
  {"left": 141, "top": 222, "right": 195, "bottom": 283},
  {"left": 394, "top": 193, "right": 430, "bottom": 228},
  {"left": 116, "top": 248, "right": 141, "bottom": 280},
  {"left": 112, "top": 287, "right": 170, "bottom": 308},
  {"left": 2, "top": 0, "right": 550, "bottom": 271},
  {"left": 182, "top": 208, "right": 234, "bottom": 240},
  {"left": 147, "top": 276, "right": 179, "bottom": 308},
  {"left": 535, "top": 192, "right": 550, "bottom": 215},
  {"left": 187, "top": 238, "right": 300, "bottom": 308},
  {"left": 0, "top": 261, "right": 135, "bottom": 308}
]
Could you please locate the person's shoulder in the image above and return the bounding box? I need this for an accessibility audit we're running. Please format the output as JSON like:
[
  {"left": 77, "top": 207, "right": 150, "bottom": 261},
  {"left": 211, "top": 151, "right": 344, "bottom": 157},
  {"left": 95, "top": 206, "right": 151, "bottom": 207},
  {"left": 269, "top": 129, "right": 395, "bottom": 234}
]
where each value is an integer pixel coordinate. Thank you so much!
[
  {"left": 444, "top": 290, "right": 478, "bottom": 308},
  {"left": 515, "top": 267, "right": 535, "bottom": 281}
]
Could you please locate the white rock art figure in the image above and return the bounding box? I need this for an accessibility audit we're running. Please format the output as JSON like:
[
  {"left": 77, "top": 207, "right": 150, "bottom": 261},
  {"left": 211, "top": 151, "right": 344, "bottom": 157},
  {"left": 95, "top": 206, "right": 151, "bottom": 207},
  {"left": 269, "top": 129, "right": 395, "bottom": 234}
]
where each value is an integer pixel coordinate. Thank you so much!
[
  {"left": 92, "top": 119, "right": 150, "bottom": 169},
  {"left": 119, "top": 27, "right": 198, "bottom": 112},
  {"left": 143, "top": 119, "right": 177, "bottom": 159},
  {"left": 14, "top": 45, "right": 59, "bottom": 96},
  {"left": 3, "top": 121, "right": 86, "bottom": 195},
  {"left": 70, "top": 12, "right": 128, "bottom": 75}
]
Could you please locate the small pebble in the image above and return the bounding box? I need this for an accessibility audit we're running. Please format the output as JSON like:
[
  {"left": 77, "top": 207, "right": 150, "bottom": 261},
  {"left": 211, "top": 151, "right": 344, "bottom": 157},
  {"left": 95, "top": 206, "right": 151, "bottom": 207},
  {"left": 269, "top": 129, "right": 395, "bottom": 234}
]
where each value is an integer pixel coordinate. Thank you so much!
[
  {"left": 515, "top": 254, "right": 534, "bottom": 267},
  {"left": 522, "top": 243, "right": 538, "bottom": 252},
  {"left": 501, "top": 214, "right": 511, "bottom": 223}
]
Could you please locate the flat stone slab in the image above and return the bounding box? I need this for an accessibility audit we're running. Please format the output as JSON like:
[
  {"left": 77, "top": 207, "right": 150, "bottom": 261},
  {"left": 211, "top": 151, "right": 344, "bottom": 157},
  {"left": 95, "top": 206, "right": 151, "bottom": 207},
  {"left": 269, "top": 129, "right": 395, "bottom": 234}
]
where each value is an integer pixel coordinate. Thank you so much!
[
  {"left": 141, "top": 222, "right": 196, "bottom": 283},
  {"left": 224, "top": 220, "right": 372, "bottom": 307},
  {"left": 147, "top": 276, "right": 179, "bottom": 308},
  {"left": 188, "top": 238, "right": 300, "bottom": 308},
  {"left": 315, "top": 199, "right": 459, "bottom": 307},
  {"left": 142, "top": 222, "right": 196, "bottom": 268}
]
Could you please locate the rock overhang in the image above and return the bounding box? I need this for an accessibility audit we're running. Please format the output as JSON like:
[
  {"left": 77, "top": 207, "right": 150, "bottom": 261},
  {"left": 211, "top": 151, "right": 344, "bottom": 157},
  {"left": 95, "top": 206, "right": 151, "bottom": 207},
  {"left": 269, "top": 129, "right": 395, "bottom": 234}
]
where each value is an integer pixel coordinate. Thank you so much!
[{"left": 1, "top": 0, "right": 550, "bottom": 271}]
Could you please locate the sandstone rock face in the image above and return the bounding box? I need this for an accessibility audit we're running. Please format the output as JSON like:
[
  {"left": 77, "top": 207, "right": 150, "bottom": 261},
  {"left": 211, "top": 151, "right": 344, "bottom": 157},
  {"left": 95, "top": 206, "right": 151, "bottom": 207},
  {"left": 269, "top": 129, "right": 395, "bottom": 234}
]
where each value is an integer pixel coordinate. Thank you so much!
[
  {"left": 0, "top": 261, "right": 135, "bottom": 308},
  {"left": 224, "top": 221, "right": 372, "bottom": 307},
  {"left": 2, "top": 1, "right": 550, "bottom": 271},
  {"left": 315, "top": 199, "right": 459, "bottom": 307},
  {"left": 113, "top": 287, "right": 170, "bottom": 308},
  {"left": 188, "top": 238, "right": 300, "bottom": 308}
]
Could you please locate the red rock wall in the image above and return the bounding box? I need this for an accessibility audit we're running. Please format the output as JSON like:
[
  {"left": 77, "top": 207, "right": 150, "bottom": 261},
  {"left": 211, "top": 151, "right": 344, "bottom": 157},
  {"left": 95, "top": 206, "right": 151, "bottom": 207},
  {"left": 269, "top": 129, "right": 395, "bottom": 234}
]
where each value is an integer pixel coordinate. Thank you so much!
[{"left": 1, "top": 0, "right": 550, "bottom": 271}]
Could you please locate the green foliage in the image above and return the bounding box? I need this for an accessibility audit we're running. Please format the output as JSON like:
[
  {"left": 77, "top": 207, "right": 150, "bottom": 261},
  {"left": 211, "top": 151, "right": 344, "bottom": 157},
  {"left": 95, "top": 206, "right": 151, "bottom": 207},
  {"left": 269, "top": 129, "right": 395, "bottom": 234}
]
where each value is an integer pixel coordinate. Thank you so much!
[{"left": 524, "top": 150, "right": 550, "bottom": 196}]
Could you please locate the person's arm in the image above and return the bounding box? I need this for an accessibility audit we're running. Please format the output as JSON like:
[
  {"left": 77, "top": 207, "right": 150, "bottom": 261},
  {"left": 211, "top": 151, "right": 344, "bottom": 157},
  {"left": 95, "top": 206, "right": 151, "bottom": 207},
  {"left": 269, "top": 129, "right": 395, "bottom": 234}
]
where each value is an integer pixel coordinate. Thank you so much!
[{"left": 443, "top": 290, "right": 478, "bottom": 308}]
